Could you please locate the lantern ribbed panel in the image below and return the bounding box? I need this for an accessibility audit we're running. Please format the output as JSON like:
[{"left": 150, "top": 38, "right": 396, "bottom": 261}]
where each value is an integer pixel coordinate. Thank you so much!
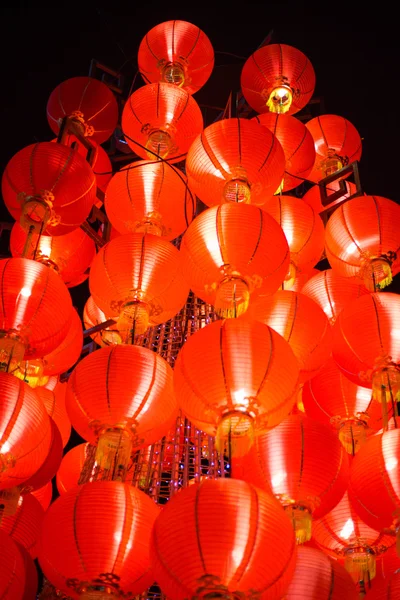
[
  {"left": 180, "top": 203, "right": 290, "bottom": 306},
  {"left": 185, "top": 118, "right": 285, "bottom": 206},
  {"left": 10, "top": 222, "right": 96, "bottom": 287},
  {"left": 38, "top": 481, "right": 159, "bottom": 596},
  {"left": 244, "top": 290, "right": 332, "bottom": 383},
  {"left": 17, "top": 541, "right": 38, "bottom": 600},
  {"left": 43, "top": 376, "right": 58, "bottom": 391},
  {"left": 83, "top": 296, "right": 119, "bottom": 347},
  {"left": 373, "top": 545, "right": 400, "bottom": 584},
  {"left": 65, "top": 344, "right": 178, "bottom": 446},
  {"left": 31, "top": 481, "right": 53, "bottom": 512},
  {"left": 237, "top": 414, "right": 349, "bottom": 519},
  {"left": 56, "top": 443, "right": 90, "bottom": 495},
  {"left": 46, "top": 76, "right": 118, "bottom": 144},
  {"left": 284, "top": 546, "right": 358, "bottom": 599},
  {"left": 332, "top": 293, "right": 400, "bottom": 387},
  {"left": 2, "top": 142, "right": 97, "bottom": 236},
  {"left": 364, "top": 572, "right": 400, "bottom": 599},
  {"left": 121, "top": 83, "right": 203, "bottom": 162},
  {"left": 312, "top": 491, "right": 395, "bottom": 558},
  {"left": 325, "top": 196, "right": 400, "bottom": 280},
  {"left": 138, "top": 20, "right": 214, "bottom": 94},
  {"left": 42, "top": 310, "right": 83, "bottom": 377},
  {"left": 303, "top": 180, "right": 358, "bottom": 214},
  {"left": 20, "top": 417, "right": 63, "bottom": 493},
  {"left": 104, "top": 159, "right": 195, "bottom": 239},
  {"left": 281, "top": 267, "right": 319, "bottom": 292},
  {"left": 240, "top": 44, "right": 315, "bottom": 115},
  {"left": 349, "top": 429, "right": 400, "bottom": 531},
  {"left": 0, "top": 493, "right": 44, "bottom": 558},
  {"left": 263, "top": 194, "right": 325, "bottom": 273},
  {"left": 301, "top": 269, "right": 370, "bottom": 324},
  {"left": 0, "top": 373, "right": 51, "bottom": 491},
  {"left": 306, "top": 115, "right": 362, "bottom": 183},
  {"left": 150, "top": 478, "right": 296, "bottom": 599},
  {"left": 0, "top": 258, "right": 73, "bottom": 359},
  {"left": 174, "top": 319, "right": 300, "bottom": 435},
  {"left": 253, "top": 113, "right": 315, "bottom": 191},
  {"left": 303, "top": 358, "right": 390, "bottom": 432},
  {"left": 0, "top": 530, "right": 26, "bottom": 598},
  {"left": 89, "top": 233, "right": 189, "bottom": 326},
  {"left": 37, "top": 383, "right": 71, "bottom": 448}
]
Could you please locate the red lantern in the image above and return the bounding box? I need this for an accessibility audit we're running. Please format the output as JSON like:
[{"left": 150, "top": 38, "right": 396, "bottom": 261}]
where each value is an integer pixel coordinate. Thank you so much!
[
  {"left": 39, "top": 309, "right": 83, "bottom": 378},
  {"left": 104, "top": 159, "right": 195, "bottom": 239},
  {"left": 83, "top": 296, "right": 121, "bottom": 347},
  {"left": 0, "top": 530, "right": 26, "bottom": 598},
  {"left": 306, "top": 115, "right": 362, "bottom": 183},
  {"left": 138, "top": 20, "right": 214, "bottom": 94},
  {"left": 186, "top": 118, "right": 285, "bottom": 206},
  {"left": 17, "top": 541, "right": 39, "bottom": 600},
  {"left": 19, "top": 418, "right": 63, "bottom": 493},
  {"left": 373, "top": 545, "right": 400, "bottom": 585},
  {"left": 2, "top": 142, "right": 96, "bottom": 236},
  {"left": 303, "top": 180, "right": 358, "bottom": 214},
  {"left": 122, "top": 82, "right": 203, "bottom": 162},
  {"left": 241, "top": 44, "right": 315, "bottom": 115},
  {"left": 0, "top": 492, "right": 44, "bottom": 558},
  {"left": 31, "top": 481, "right": 52, "bottom": 512},
  {"left": 89, "top": 233, "right": 189, "bottom": 338},
  {"left": 46, "top": 76, "right": 118, "bottom": 144},
  {"left": 36, "top": 382, "right": 71, "bottom": 448},
  {"left": 280, "top": 267, "right": 319, "bottom": 292},
  {"left": 180, "top": 203, "right": 290, "bottom": 317},
  {"left": 325, "top": 195, "right": 400, "bottom": 291},
  {"left": 364, "top": 572, "right": 400, "bottom": 598},
  {"left": 253, "top": 113, "right": 315, "bottom": 191},
  {"left": 56, "top": 442, "right": 91, "bottom": 495}
]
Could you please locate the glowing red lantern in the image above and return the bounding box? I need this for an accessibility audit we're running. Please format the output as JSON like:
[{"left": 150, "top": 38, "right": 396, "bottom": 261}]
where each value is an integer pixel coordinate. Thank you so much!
[
  {"left": 46, "top": 76, "right": 118, "bottom": 144},
  {"left": 19, "top": 418, "right": 63, "bottom": 493},
  {"left": 56, "top": 442, "right": 91, "bottom": 495},
  {"left": 280, "top": 267, "right": 319, "bottom": 292},
  {"left": 36, "top": 382, "right": 71, "bottom": 448},
  {"left": 186, "top": 118, "right": 285, "bottom": 206},
  {"left": 83, "top": 296, "right": 121, "bottom": 347},
  {"left": 39, "top": 309, "right": 83, "bottom": 378},
  {"left": 2, "top": 142, "right": 96, "bottom": 236},
  {"left": 138, "top": 20, "right": 214, "bottom": 94},
  {"left": 241, "top": 44, "right": 315, "bottom": 115},
  {"left": 303, "top": 180, "right": 359, "bottom": 214},
  {"left": 0, "top": 530, "right": 26, "bottom": 598},
  {"left": 253, "top": 113, "right": 315, "bottom": 191},
  {"left": 364, "top": 572, "right": 400, "bottom": 598},
  {"left": 31, "top": 481, "right": 52, "bottom": 512},
  {"left": 325, "top": 195, "right": 400, "bottom": 291},
  {"left": 17, "top": 541, "right": 39, "bottom": 600},
  {"left": 122, "top": 82, "right": 203, "bottom": 162},
  {"left": 373, "top": 545, "right": 400, "bottom": 585},
  {"left": 104, "top": 159, "right": 195, "bottom": 239},
  {"left": 0, "top": 492, "right": 44, "bottom": 558}
]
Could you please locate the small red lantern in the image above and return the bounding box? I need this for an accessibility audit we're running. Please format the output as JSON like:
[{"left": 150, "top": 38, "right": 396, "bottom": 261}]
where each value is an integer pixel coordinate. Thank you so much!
[
  {"left": 0, "top": 492, "right": 44, "bottom": 559},
  {"left": 303, "top": 180, "right": 359, "bottom": 214},
  {"left": 0, "top": 530, "right": 27, "bottom": 598}
]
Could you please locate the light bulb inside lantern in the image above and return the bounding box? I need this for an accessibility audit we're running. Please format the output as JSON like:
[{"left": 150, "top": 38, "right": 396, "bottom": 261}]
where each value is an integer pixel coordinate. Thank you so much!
[
  {"left": 161, "top": 61, "right": 186, "bottom": 87},
  {"left": 266, "top": 85, "right": 293, "bottom": 114},
  {"left": 145, "top": 129, "right": 173, "bottom": 160}
]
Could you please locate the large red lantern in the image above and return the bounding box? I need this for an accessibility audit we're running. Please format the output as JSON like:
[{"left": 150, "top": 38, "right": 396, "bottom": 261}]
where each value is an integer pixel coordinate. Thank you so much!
[
  {"left": 303, "top": 180, "right": 359, "bottom": 214},
  {"left": 325, "top": 195, "right": 400, "bottom": 291},
  {"left": 104, "top": 159, "right": 195, "bottom": 239},
  {"left": 38, "top": 309, "right": 83, "bottom": 378},
  {"left": 186, "top": 118, "right": 285, "bottom": 206},
  {"left": 121, "top": 82, "right": 203, "bottom": 162},
  {"left": 46, "top": 76, "right": 118, "bottom": 144},
  {"left": 253, "top": 113, "right": 315, "bottom": 191},
  {"left": 0, "top": 492, "right": 44, "bottom": 558},
  {"left": 38, "top": 481, "right": 159, "bottom": 598},
  {"left": 150, "top": 478, "right": 297, "bottom": 599},
  {"left": 36, "top": 383, "right": 71, "bottom": 448},
  {"left": 180, "top": 203, "right": 290, "bottom": 317},
  {"left": 56, "top": 442, "right": 91, "bottom": 495},
  {"left": 138, "top": 20, "right": 214, "bottom": 94},
  {"left": 0, "top": 530, "right": 27, "bottom": 598},
  {"left": 306, "top": 115, "right": 362, "bottom": 183},
  {"left": 241, "top": 44, "right": 315, "bottom": 115},
  {"left": 2, "top": 142, "right": 96, "bottom": 236},
  {"left": 31, "top": 481, "right": 52, "bottom": 512}
]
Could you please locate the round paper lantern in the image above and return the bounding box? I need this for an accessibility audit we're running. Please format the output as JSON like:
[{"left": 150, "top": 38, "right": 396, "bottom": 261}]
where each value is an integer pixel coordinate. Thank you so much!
[
  {"left": 56, "top": 443, "right": 91, "bottom": 495},
  {"left": 253, "top": 113, "right": 315, "bottom": 191},
  {"left": 174, "top": 319, "right": 300, "bottom": 450},
  {"left": 10, "top": 221, "right": 95, "bottom": 287},
  {"left": 241, "top": 43, "right": 315, "bottom": 115},
  {"left": 122, "top": 82, "right": 203, "bottom": 162},
  {"left": 36, "top": 382, "right": 71, "bottom": 448},
  {"left": 138, "top": 20, "right": 214, "bottom": 94},
  {"left": 150, "top": 478, "right": 296, "bottom": 599},
  {"left": 104, "top": 159, "right": 195, "bottom": 239},
  {"left": 0, "top": 530, "right": 26, "bottom": 598},
  {"left": 39, "top": 309, "right": 83, "bottom": 378},
  {"left": 89, "top": 233, "right": 189, "bottom": 338},
  {"left": 2, "top": 142, "right": 96, "bottom": 236},
  {"left": 237, "top": 414, "right": 349, "bottom": 543},
  {"left": 373, "top": 545, "right": 400, "bottom": 585},
  {"left": 364, "top": 571, "right": 400, "bottom": 599},
  {"left": 31, "top": 481, "right": 52, "bottom": 512},
  {"left": 306, "top": 115, "right": 362, "bottom": 183},
  {"left": 301, "top": 269, "right": 370, "bottom": 324},
  {"left": 17, "top": 541, "right": 39, "bottom": 600},
  {"left": 303, "top": 180, "right": 358, "bottom": 214},
  {"left": 186, "top": 118, "right": 285, "bottom": 206},
  {"left": 83, "top": 296, "right": 120, "bottom": 347},
  {"left": 180, "top": 203, "right": 290, "bottom": 317},
  {"left": 303, "top": 358, "right": 391, "bottom": 454},
  {"left": 0, "top": 493, "right": 44, "bottom": 558},
  {"left": 38, "top": 481, "right": 159, "bottom": 597},
  {"left": 284, "top": 546, "right": 358, "bottom": 599},
  {"left": 46, "top": 76, "right": 118, "bottom": 144},
  {"left": 19, "top": 418, "right": 63, "bottom": 493},
  {"left": 325, "top": 195, "right": 400, "bottom": 292},
  {"left": 0, "top": 373, "right": 51, "bottom": 491},
  {"left": 263, "top": 194, "right": 325, "bottom": 286}
]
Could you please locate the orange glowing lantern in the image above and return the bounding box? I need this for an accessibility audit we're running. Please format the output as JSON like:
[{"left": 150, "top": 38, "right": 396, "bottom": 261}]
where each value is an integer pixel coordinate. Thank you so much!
[
  {"left": 122, "top": 82, "right": 203, "bottom": 162},
  {"left": 0, "top": 530, "right": 27, "bottom": 598},
  {"left": 89, "top": 233, "right": 189, "bottom": 339},
  {"left": 364, "top": 572, "right": 400, "bottom": 599},
  {"left": 83, "top": 296, "right": 120, "bottom": 347},
  {"left": 186, "top": 118, "right": 285, "bottom": 206},
  {"left": 325, "top": 195, "right": 400, "bottom": 292},
  {"left": 104, "top": 159, "right": 195, "bottom": 239},
  {"left": 306, "top": 115, "right": 362, "bottom": 183},
  {"left": 373, "top": 545, "right": 400, "bottom": 585},
  {"left": 56, "top": 442, "right": 91, "bottom": 495},
  {"left": 38, "top": 309, "right": 83, "bottom": 378},
  {"left": 2, "top": 142, "right": 96, "bottom": 236},
  {"left": 46, "top": 76, "right": 118, "bottom": 144},
  {"left": 180, "top": 203, "right": 290, "bottom": 317},
  {"left": 280, "top": 267, "right": 319, "bottom": 292},
  {"left": 38, "top": 481, "right": 159, "bottom": 598},
  {"left": 241, "top": 43, "right": 315, "bottom": 115},
  {"left": 31, "top": 481, "right": 52, "bottom": 512},
  {"left": 303, "top": 180, "right": 359, "bottom": 214},
  {"left": 18, "top": 541, "right": 39, "bottom": 600},
  {"left": 138, "top": 20, "right": 214, "bottom": 94},
  {"left": 0, "top": 492, "right": 44, "bottom": 559},
  {"left": 37, "top": 383, "right": 71, "bottom": 448},
  {"left": 253, "top": 113, "right": 315, "bottom": 191}
]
